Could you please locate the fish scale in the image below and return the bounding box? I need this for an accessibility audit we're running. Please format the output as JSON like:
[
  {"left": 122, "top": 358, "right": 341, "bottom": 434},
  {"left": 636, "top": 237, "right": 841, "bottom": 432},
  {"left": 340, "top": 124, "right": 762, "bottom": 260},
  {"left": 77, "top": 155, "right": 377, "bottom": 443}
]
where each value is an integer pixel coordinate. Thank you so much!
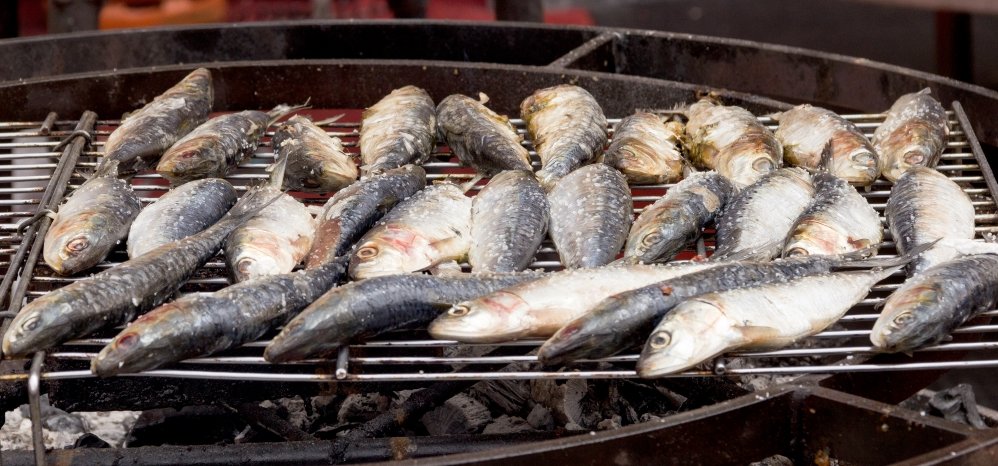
[
  {"left": 470, "top": 170, "right": 549, "bottom": 273},
  {"left": 774, "top": 104, "right": 879, "bottom": 186},
  {"left": 436, "top": 94, "right": 532, "bottom": 175},
  {"left": 520, "top": 84, "right": 607, "bottom": 188},
  {"left": 604, "top": 112, "right": 685, "bottom": 185},
  {"left": 547, "top": 164, "right": 632, "bottom": 269},
  {"left": 873, "top": 89, "right": 948, "bottom": 182},
  {"left": 360, "top": 86, "right": 437, "bottom": 175},
  {"left": 273, "top": 115, "right": 358, "bottom": 192},
  {"left": 783, "top": 172, "right": 882, "bottom": 258},
  {"left": 127, "top": 178, "right": 237, "bottom": 259}
]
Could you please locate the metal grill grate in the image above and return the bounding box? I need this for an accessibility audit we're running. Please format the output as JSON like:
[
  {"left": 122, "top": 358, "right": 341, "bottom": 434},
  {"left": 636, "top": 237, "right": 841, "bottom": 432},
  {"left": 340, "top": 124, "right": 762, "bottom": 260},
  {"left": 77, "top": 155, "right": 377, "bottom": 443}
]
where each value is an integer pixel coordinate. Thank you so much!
[{"left": 1, "top": 103, "right": 996, "bottom": 384}]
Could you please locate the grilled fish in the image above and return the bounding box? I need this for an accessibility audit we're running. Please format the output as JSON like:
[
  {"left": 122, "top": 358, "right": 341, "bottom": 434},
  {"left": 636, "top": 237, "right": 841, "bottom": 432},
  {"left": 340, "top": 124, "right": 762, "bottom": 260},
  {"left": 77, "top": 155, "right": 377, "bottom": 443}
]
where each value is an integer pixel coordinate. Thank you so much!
[
  {"left": 783, "top": 172, "right": 882, "bottom": 257},
  {"left": 428, "top": 262, "right": 715, "bottom": 343},
  {"left": 436, "top": 94, "right": 532, "bottom": 175},
  {"left": 100, "top": 68, "right": 213, "bottom": 172},
  {"left": 272, "top": 115, "right": 358, "bottom": 192},
  {"left": 886, "top": 166, "right": 975, "bottom": 274},
  {"left": 470, "top": 170, "right": 549, "bottom": 272},
  {"left": 636, "top": 266, "right": 900, "bottom": 377},
  {"left": 520, "top": 85, "right": 607, "bottom": 187},
  {"left": 92, "top": 257, "right": 350, "bottom": 376},
  {"left": 43, "top": 161, "right": 143, "bottom": 275},
  {"left": 547, "top": 163, "right": 632, "bottom": 268},
  {"left": 127, "top": 178, "right": 237, "bottom": 259},
  {"left": 774, "top": 104, "right": 879, "bottom": 185},
  {"left": 306, "top": 164, "right": 427, "bottom": 268},
  {"left": 604, "top": 113, "right": 685, "bottom": 184},
  {"left": 873, "top": 89, "right": 948, "bottom": 182},
  {"left": 156, "top": 103, "right": 305, "bottom": 184},
  {"left": 3, "top": 188, "right": 278, "bottom": 357},
  {"left": 624, "top": 171, "right": 734, "bottom": 264},
  {"left": 872, "top": 254, "right": 998, "bottom": 353},
  {"left": 713, "top": 167, "right": 814, "bottom": 261},
  {"left": 224, "top": 188, "right": 315, "bottom": 282},
  {"left": 349, "top": 183, "right": 472, "bottom": 279},
  {"left": 265, "top": 272, "right": 542, "bottom": 362},
  {"left": 359, "top": 86, "right": 436, "bottom": 175},
  {"left": 685, "top": 98, "right": 782, "bottom": 189}
]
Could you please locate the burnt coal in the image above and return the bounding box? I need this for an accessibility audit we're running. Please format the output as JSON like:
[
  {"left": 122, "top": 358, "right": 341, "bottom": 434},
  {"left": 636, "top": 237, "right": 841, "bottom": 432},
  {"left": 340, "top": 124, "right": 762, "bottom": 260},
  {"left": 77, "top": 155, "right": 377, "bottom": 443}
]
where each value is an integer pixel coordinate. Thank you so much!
[
  {"left": 421, "top": 393, "right": 492, "bottom": 435},
  {"left": 72, "top": 433, "right": 111, "bottom": 449},
  {"left": 127, "top": 406, "right": 275, "bottom": 446}
]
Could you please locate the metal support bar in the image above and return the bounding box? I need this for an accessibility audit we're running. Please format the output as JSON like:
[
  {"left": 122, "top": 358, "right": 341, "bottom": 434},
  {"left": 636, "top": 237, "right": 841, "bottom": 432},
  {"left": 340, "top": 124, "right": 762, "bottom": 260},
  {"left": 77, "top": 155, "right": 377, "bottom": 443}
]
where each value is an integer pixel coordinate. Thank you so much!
[
  {"left": 547, "top": 31, "right": 619, "bottom": 70},
  {"left": 28, "top": 351, "right": 46, "bottom": 466}
]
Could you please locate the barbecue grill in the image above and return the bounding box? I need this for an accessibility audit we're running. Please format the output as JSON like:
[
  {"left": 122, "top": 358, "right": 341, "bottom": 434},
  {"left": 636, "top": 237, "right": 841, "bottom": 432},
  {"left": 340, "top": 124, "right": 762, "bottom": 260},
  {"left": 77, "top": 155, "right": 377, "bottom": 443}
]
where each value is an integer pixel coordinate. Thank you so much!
[{"left": 2, "top": 20, "right": 998, "bottom": 465}]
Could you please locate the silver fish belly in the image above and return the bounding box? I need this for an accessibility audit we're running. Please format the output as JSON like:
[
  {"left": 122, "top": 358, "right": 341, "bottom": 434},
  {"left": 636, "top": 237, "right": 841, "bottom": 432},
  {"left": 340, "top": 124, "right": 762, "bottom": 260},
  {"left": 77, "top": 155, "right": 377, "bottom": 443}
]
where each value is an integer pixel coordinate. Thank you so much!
[
  {"left": 127, "top": 178, "right": 237, "bottom": 258},
  {"left": 783, "top": 172, "right": 882, "bottom": 257},
  {"left": 224, "top": 187, "right": 316, "bottom": 282}
]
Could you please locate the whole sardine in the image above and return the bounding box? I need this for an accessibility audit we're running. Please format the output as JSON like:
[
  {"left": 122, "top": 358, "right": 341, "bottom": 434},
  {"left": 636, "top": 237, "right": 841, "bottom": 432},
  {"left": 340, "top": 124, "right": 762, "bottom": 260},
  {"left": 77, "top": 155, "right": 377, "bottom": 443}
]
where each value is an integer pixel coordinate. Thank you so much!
[
  {"left": 428, "top": 262, "right": 715, "bottom": 343},
  {"left": 127, "top": 178, "right": 237, "bottom": 258},
  {"left": 470, "top": 170, "right": 549, "bottom": 272},
  {"left": 713, "top": 167, "right": 814, "bottom": 261},
  {"left": 624, "top": 172, "right": 734, "bottom": 264},
  {"left": 100, "top": 68, "right": 213, "bottom": 172},
  {"left": 436, "top": 94, "right": 532, "bottom": 175},
  {"left": 349, "top": 183, "right": 471, "bottom": 279},
  {"left": 783, "top": 172, "right": 882, "bottom": 257},
  {"left": 547, "top": 164, "right": 632, "bottom": 268},
  {"left": 886, "top": 166, "right": 975, "bottom": 274},
  {"left": 92, "top": 257, "right": 350, "bottom": 376},
  {"left": 873, "top": 89, "right": 948, "bottom": 182},
  {"left": 871, "top": 254, "right": 998, "bottom": 353},
  {"left": 774, "top": 104, "right": 879, "bottom": 186},
  {"left": 265, "top": 272, "right": 543, "bottom": 362},
  {"left": 272, "top": 115, "right": 358, "bottom": 192},
  {"left": 305, "top": 164, "right": 427, "bottom": 268},
  {"left": 520, "top": 85, "right": 607, "bottom": 187},
  {"left": 224, "top": 187, "right": 315, "bottom": 282},
  {"left": 605, "top": 113, "right": 685, "bottom": 185},
  {"left": 636, "top": 266, "right": 900, "bottom": 377},
  {"left": 685, "top": 98, "right": 782, "bottom": 189},
  {"left": 156, "top": 103, "right": 305, "bottom": 184},
  {"left": 43, "top": 161, "right": 143, "bottom": 275},
  {"left": 3, "top": 188, "right": 277, "bottom": 357},
  {"left": 359, "top": 86, "right": 436, "bottom": 175}
]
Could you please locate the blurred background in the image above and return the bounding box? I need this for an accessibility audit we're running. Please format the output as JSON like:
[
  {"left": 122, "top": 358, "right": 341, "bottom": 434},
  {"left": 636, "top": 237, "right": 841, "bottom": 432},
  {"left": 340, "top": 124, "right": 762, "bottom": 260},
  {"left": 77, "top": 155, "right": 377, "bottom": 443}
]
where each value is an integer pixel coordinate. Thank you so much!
[{"left": 2, "top": 0, "right": 996, "bottom": 89}]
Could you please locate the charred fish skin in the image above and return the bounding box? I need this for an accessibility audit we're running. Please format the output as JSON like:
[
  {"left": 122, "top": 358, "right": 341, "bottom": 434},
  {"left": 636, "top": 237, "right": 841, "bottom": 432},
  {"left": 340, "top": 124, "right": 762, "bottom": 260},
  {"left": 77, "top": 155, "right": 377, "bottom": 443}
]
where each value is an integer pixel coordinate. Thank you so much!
[
  {"left": 43, "top": 161, "right": 143, "bottom": 275},
  {"left": 127, "top": 178, "right": 237, "bottom": 259},
  {"left": 436, "top": 94, "right": 532, "bottom": 175},
  {"left": 470, "top": 170, "right": 549, "bottom": 273},
  {"left": 3, "top": 188, "right": 278, "bottom": 357},
  {"left": 624, "top": 171, "right": 734, "bottom": 264},
  {"left": 874, "top": 89, "right": 949, "bottom": 182},
  {"left": 886, "top": 166, "right": 975, "bottom": 275},
  {"left": 306, "top": 164, "right": 427, "bottom": 268},
  {"left": 605, "top": 113, "right": 685, "bottom": 185},
  {"left": 685, "top": 98, "right": 782, "bottom": 189},
  {"left": 348, "top": 183, "right": 472, "bottom": 279},
  {"left": 224, "top": 187, "right": 316, "bottom": 282},
  {"left": 360, "top": 86, "right": 437, "bottom": 175},
  {"left": 520, "top": 85, "right": 608, "bottom": 188},
  {"left": 872, "top": 254, "right": 998, "bottom": 353},
  {"left": 547, "top": 164, "right": 632, "bottom": 269},
  {"left": 92, "top": 257, "right": 349, "bottom": 376},
  {"left": 783, "top": 172, "right": 882, "bottom": 258},
  {"left": 713, "top": 167, "right": 814, "bottom": 261},
  {"left": 636, "top": 266, "right": 899, "bottom": 377},
  {"left": 101, "top": 68, "right": 213, "bottom": 172},
  {"left": 265, "top": 272, "right": 542, "bottom": 362},
  {"left": 774, "top": 104, "right": 879, "bottom": 186},
  {"left": 272, "top": 115, "right": 358, "bottom": 192}
]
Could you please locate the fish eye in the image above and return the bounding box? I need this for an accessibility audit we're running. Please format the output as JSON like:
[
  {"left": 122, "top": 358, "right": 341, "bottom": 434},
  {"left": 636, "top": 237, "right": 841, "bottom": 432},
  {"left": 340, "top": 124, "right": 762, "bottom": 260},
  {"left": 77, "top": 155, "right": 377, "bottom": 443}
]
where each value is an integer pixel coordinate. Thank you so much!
[
  {"left": 903, "top": 152, "right": 924, "bottom": 164},
  {"left": 649, "top": 331, "right": 672, "bottom": 349},
  {"left": 66, "top": 237, "right": 89, "bottom": 253},
  {"left": 752, "top": 158, "right": 774, "bottom": 173},
  {"left": 893, "top": 312, "right": 914, "bottom": 326},
  {"left": 852, "top": 152, "right": 876, "bottom": 165},
  {"left": 448, "top": 305, "right": 471, "bottom": 317},
  {"left": 786, "top": 247, "right": 809, "bottom": 257},
  {"left": 641, "top": 232, "right": 662, "bottom": 247},
  {"left": 20, "top": 315, "right": 40, "bottom": 332},
  {"left": 116, "top": 333, "right": 139, "bottom": 349},
  {"left": 356, "top": 246, "right": 379, "bottom": 259}
]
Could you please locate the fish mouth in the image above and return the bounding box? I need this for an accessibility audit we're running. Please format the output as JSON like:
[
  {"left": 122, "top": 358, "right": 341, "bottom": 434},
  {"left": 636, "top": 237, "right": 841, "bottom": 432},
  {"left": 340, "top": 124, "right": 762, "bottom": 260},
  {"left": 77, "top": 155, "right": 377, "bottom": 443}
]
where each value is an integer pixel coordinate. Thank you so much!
[{"left": 635, "top": 352, "right": 694, "bottom": 378}]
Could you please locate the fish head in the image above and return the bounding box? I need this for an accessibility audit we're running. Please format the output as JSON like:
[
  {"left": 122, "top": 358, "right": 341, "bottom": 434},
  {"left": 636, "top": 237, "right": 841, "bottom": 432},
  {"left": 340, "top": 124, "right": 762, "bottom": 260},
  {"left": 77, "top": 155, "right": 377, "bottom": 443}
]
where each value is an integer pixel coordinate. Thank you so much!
[
  {"left": 882, "top": 146, "right": 931, "bottom": 182},
  {"left": 783, "top": 221, "right": 843, "bottom": 257},
  {"left": 833, "top": 148, "right": 879, "bottom": 186},
  {"left": 616, "top": 148, "right": 682, "bottom": 184},
  {"left": 723, "top": 152, "right": 776, "bottom": 189},
  {"left": 870, "top": 281, "right": 942, "bottom": 352},
  {"left": 2, "top": 299, "right": 73, "bottom": 357},
  {"left": 157, "top": 143, "right": 220, "bottom": 183},
  {"left": 349, "top": 228, "right": 429, "bottom": 279},
  {"left": 43, "top": 212, "right": 112, "bottom": 275},
  {"left": 636, "top": 299, "right": 741, "bottom": 377},
  {"left": 428, "top": 291, "right": 531, "bottom": 343},
  {"left": 91, "top": 297, "right": 206, "bottom": 376}
]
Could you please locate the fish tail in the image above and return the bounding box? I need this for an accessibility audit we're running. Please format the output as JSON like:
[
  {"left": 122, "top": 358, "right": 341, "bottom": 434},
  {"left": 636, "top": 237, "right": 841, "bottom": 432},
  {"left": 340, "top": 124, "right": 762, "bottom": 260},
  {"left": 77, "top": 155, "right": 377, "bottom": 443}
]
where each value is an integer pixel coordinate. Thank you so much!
[
  {"left": 311, "top": 113, "right": 346, "bottom": 126},
  {"left": 267, "top": 143, "right": 291, "bottom": 190},
  {"left": 267, "top": 99, "right": 312, "bottom": 126},
  {"left": 92, "top": 158, "right": 122, "bottom": 179},
  {"left": 831, "top": 240, "right": 938, "bottom": 269},
  {"left": 220, "top": 186, "right": 284, "bottom": 227}
]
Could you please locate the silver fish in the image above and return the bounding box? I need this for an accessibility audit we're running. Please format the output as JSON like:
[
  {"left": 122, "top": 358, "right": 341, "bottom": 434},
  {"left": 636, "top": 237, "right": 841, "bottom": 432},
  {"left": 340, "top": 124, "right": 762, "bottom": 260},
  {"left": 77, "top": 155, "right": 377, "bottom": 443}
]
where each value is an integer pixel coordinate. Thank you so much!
[
  {"left": 713, "top": 167, "right": 814, "bottom": 261},
  {"left": 349, "top": 183, "right": 472, "bottom": 279},
  {"left": 3, "top": 188, "right": 278, "bottom": 357},
  {"left": 272, "top": 115, "right": 358, "bottom": 192},
  {"left": 774, "top": 104, "right": 879, "bottom": 186},
  {"left": 436, "top": 93, "right": 532, "bottom": 175},
  {"left": 624, "top": 171, "right": 734, "bottom": 264},
  {"left": 873, "top": 88, "right": 948, "bottom": 182},
  {"left": 547, "top": 163, "right": 632, "bottom": 268},
  {"left": 886, "top": 166, "right": 975, "bottom": 275},
  {"left": 127, "top": 178, "right": 237, "bottom": 258},
  {"left": 43, "top": 161, "right": 143, "bottom": 275},
  {"left": 520, "top": 85, "right": 607, "bottom": 187},
  {"left": 224, "top": 187, "right": 315, "bottom": 282},
  {"left": 783, "top": 172, "right": 882, "bottom": 257},
  {"left": 636, "top": 266, "right": 900, "bottom": 377},
  {"left": 359, "top": 86, "right": 436, "bottom": 175},
  {"left": 685, "top": 98, "right": 782, "bottom": 189},
  {"left": 470, "top": 170, "right": 549, "bottom": 272},
  {"left": 605, "top": 113, "right": 685, "bottom": 184}
]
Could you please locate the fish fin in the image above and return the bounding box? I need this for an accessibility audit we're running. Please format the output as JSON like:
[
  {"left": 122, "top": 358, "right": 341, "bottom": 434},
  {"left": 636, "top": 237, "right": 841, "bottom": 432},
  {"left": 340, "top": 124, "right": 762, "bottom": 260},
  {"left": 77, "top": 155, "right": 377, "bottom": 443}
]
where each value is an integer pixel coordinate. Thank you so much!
[
  {"left": 917, "top": 87, "right": 933, "bottom": 96},
  {"left": 712, "top": 241, "right": 778, "bottom": 262},
  {"left": 816, "top": 140, "right": 834, "bottom": 173},
  {"left": 266, "top": 99, "right": 312, "bottom": 126},
  {"left": 222, "top": 186, "right": 285, "bottom": 226},
  {"left": 428, "top": 260, "right": 464, "bottom": 276},
  {"left": 769, "top": 111, "right": 784, "bottom": 122},
  {"left": 92, "top": 158, "right": 121, "bottom": 179},
  {"left": 477, "top": 92, "right": 490, "bottom": 105},
  {"left": 459, "top": 174, "right": 484, "bottom": 194},
  {"left": 738, "top": 325, "right": 785, "bottom": 345},
  {"left": 312, "top": 114, "right": 346, "bottom": 126},
  {"left": 268, "top": 142, "right": 291, "bottom": 190}
]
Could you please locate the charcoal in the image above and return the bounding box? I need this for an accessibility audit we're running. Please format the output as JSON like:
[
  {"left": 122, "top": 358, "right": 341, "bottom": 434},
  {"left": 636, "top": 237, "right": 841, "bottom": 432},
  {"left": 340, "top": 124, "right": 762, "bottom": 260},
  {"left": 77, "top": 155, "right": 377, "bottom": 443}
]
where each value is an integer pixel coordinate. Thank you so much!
[
  {"left": 531, "top": 379, "right": 636, "bottom": 430},
  {"left": 126, "top": 406, "right": 261, "bottom": 447},
  {"left": 596, "top": 415, "right": 622, "bottom": 431},
  {"left": 482, "top": 415, "right": 534, "bottom": 434},
  {"left": 337, "top": 393, "right": 390, "bottom": 424},
  {"left": 469, "top": 361, "right": 533, "bottom": 416},
  {"left": 526, "top": 404, "right": 555, "bottom": 431},
  {"left": 420, "top": 393, "right": 492, "bottom": 436},
  {"left": 71, "top": 432, "right": 111, "bottom": 449},
  {"left": 750, "top": 454, "right": 794, "bottom": 466},
  {"left": 930, "top": 384, "right": 988, "bottom": 429},
  {"left": 43, "top": 412, "right": 86, "bottom": 434}
]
